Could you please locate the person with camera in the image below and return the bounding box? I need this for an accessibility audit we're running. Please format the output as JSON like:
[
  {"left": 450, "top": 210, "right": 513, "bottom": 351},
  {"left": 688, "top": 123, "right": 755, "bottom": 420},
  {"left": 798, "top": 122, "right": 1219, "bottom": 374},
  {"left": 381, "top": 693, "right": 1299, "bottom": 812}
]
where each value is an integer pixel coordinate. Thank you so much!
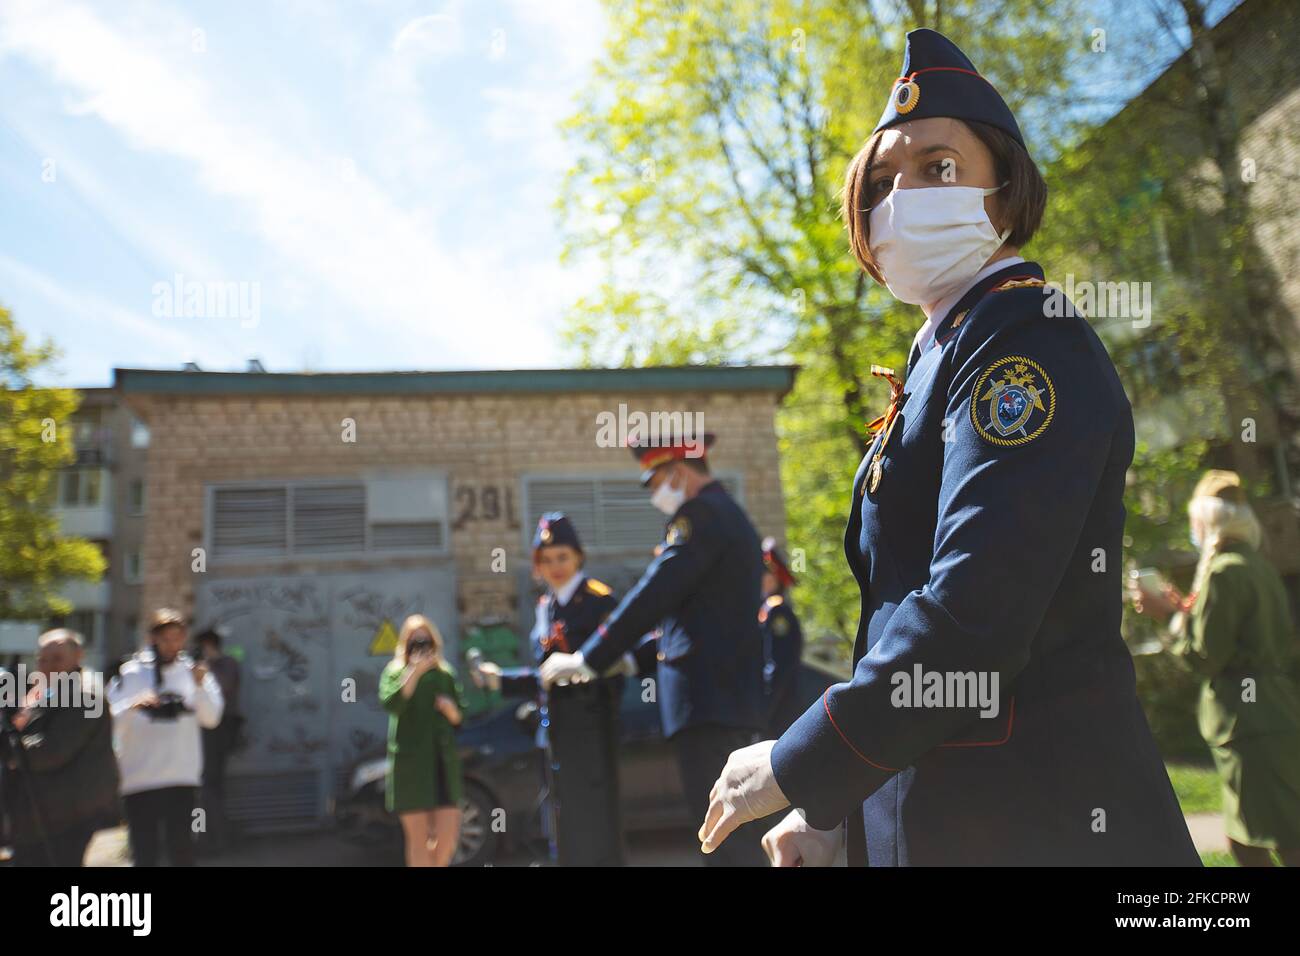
[
  {"left": 1, "top": 629, "right": 120, "bottom": 866},
  {"left": 1131, "top": 470, "right": 1300, "bottom": 866},
  {"left": 108, "top": 608, "right": 224, "bottom": 866},
  {"left": 378, "top": 615, "right": 465, "bottom": 867},
  {"left": 193, "top": 625, "right": 242, "bottom": 854}
]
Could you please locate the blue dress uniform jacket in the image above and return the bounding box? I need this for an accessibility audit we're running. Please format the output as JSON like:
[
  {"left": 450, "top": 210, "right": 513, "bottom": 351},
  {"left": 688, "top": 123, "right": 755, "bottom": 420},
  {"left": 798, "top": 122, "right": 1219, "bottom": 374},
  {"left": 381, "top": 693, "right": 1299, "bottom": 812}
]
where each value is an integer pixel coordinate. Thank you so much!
[
  {"left": 771, "top": 261, "right": 1199, "bottom": 866},
  {"left": 761, "top": 596, "right": 805, "bottom": 737},
  {"left": 499, "top": 575, "right": 620, "bottom": 709},
  {"left": 580, "top": 480, "right": 766, "bottom": 739}
]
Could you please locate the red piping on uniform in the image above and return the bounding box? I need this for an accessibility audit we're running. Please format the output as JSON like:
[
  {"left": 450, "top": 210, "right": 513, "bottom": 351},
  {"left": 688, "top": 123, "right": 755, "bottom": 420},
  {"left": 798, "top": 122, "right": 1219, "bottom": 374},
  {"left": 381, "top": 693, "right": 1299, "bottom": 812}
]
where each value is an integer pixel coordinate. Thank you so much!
[
  {"left": 894, "top": 66, "right": 994, "bottom": 86},
  {"left": 938, "top": 696, "right": 1016, "bottom": 747},
  {"left": 822, "top": 689, "right": 899, "bottom": 772}
]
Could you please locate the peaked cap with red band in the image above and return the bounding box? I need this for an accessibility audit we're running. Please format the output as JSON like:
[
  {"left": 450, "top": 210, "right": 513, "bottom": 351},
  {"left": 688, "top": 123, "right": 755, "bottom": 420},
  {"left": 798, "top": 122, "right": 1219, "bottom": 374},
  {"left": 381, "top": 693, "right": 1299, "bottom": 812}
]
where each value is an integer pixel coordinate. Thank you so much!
[{"left": 627, "top": 431, "right": 716, "bottom": 486}]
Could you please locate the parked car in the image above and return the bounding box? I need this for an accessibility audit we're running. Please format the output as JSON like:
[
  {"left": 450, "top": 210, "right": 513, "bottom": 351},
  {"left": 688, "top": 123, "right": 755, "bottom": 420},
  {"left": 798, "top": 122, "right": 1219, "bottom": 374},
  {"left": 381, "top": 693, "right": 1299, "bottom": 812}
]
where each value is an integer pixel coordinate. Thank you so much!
[{"left": 335, "top": 661, "right": 842, "bottom": 865}]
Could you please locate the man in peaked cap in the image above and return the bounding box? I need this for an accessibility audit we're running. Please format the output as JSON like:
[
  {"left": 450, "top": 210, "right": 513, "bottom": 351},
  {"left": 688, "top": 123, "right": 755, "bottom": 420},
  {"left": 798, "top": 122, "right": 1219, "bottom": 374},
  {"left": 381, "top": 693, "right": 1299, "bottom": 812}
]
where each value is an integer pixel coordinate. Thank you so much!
[
  {"left": 540, "top": 430, "right": 769, "bottom": 865},
  {"left": 698, "top": 27, "right": 1198, "bottom": 867}
]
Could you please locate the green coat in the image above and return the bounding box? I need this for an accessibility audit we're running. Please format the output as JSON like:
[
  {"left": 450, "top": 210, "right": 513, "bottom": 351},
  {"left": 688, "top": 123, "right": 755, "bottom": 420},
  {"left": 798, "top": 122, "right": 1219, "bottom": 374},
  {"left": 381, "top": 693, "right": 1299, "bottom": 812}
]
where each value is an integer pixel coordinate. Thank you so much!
[
  {"left": 1171, "top": 541, "right": 1300, "bottom": 848},
  {"left": 379, "top": 660, "right": 466, "bottom": 814}
]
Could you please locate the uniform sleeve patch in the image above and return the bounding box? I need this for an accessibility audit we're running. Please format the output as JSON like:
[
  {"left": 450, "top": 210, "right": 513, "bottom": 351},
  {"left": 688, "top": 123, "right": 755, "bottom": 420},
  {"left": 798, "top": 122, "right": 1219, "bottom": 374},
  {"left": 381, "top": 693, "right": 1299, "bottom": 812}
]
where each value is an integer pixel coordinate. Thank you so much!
[
  {"left": 970, "top": 355, "right": 1056, "bottom": 446},
  {"left": 665, "top": 516, "right": 692, "bottom": 546},
  {"left": 771, "top": 613, "right": 791, "bottom": 637}
]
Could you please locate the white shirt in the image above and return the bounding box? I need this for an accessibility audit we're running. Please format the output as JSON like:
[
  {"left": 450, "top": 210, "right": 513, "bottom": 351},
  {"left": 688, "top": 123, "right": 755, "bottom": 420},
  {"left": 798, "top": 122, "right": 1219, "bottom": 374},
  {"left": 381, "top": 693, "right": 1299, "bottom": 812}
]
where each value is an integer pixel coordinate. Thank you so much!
[
  {"left": 108, "top": 651, "right": 224, "bottom": 796},
  {"left": 552, "top": 572, "right": 585, "bottom": 608},
  {"left": 913, "top": 255, "right": 1026, "bottom": 357},
  {"left": 534, "top": 573, "right": 585, "bottom": 636}
]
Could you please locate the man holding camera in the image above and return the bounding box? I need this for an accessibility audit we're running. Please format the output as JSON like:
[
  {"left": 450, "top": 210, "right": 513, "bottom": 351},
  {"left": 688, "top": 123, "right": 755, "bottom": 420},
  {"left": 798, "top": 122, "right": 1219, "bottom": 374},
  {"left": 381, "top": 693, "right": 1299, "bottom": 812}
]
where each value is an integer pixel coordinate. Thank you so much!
[
  {"left": 1, "top": 629, "right": 119, "bottom": 866},
  {"left": 108, "top": 608, "right": 224, "bottom": 866}
]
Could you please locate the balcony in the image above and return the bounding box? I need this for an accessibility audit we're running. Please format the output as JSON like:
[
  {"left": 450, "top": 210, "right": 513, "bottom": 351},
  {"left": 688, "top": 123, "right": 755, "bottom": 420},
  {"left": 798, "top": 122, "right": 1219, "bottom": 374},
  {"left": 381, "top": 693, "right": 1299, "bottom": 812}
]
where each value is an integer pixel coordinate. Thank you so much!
[
  {"left": 55, "top": 578, "right": 111, "bottom": 612},
  {"left": 56, "top": 503, "right": 114, "bottom": 539}
]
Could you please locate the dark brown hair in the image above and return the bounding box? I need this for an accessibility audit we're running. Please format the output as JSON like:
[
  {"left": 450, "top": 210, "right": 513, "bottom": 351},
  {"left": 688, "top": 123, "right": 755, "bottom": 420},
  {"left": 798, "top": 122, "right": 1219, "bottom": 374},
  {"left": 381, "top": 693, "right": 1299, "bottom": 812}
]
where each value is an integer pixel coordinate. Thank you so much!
[{"left": 841, "top": 119, "right": 1047, "bottom": 283}]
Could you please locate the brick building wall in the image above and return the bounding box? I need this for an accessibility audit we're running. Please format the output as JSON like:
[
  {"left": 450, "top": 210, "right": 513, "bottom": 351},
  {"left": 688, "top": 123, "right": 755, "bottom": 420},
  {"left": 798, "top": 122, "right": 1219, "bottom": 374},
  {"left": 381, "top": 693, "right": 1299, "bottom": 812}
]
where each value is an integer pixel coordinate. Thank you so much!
[{"left": 118, "top": 367, "right": 793, "bottom": 640}]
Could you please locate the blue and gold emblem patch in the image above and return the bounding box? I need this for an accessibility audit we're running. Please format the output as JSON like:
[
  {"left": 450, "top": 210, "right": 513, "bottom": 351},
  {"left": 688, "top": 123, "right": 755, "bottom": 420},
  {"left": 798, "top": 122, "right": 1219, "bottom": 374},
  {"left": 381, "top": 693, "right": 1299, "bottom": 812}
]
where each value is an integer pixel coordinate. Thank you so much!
[
  {"left": 970, "top": 355, "right": 1055, "bottom": 446},
  {"left": 665, "top": 516, "right": 692, "bottom": 546},
  {"left": 895, "top": 79, "right": 921, "bottom": 114}
]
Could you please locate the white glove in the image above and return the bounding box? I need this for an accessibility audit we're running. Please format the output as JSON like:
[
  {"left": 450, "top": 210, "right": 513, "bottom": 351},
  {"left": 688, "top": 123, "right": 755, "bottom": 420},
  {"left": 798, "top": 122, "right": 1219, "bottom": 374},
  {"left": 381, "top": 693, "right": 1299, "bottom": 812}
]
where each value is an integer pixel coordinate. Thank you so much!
[
  {"left": 538, "top": 651, "right": 596, "bottom": 688},
  {"left": 603, "top": 652, "right": 638, "bottom": 678},
  {"left": 762, "top": 810, "right": 842, "bottom": 867},
  {"left": 698, "top": 739, "right": 789, "bottom": 855}
]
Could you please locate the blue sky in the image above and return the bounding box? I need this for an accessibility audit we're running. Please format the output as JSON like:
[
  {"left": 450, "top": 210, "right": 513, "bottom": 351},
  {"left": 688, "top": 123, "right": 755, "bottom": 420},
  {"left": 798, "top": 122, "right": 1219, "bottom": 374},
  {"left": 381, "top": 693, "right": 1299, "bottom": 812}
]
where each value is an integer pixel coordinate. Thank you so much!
[
  {"left": 1, "top": 0, "right": 1236, "bottom": 388},
  {"left": 0, "top": 0, "right": 607, "bottom": 386}
]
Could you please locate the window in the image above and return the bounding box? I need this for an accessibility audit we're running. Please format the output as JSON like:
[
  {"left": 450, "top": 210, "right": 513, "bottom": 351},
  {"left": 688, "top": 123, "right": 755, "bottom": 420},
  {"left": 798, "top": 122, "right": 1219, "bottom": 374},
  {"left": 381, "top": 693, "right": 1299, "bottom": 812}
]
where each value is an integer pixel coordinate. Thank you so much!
[
  {"left": 58, "top": 468, "right": 103, "bottom": 507},
  {"left": 130, "top": 417, "right": 151, "bottom": 449},
  {"left": 211, "top": 486, "right": 289, "bottom": 558},
  {"left": 128, "top": 478, "right": 146, "bottom": 515},
  {"left": 124, "top": 552, "right": 143, "bottom": 585},
  {"left": 523, "top": 473, "right": 742, "bottom": 553},
  {"left": 207, "top": 476, "right": 449, "bottom": 561}
]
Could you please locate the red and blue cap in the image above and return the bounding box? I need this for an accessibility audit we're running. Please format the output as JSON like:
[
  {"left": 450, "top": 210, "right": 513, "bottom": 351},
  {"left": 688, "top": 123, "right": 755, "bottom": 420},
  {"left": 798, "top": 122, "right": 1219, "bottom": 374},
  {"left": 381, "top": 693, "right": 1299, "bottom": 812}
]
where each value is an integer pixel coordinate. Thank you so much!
[
  {"left": 628, "top": 431, "right": 716, "bottom": 486},
  {"left": 872, "top": 29, "right": 1025, "bottom": 149},
  {"left": 532, "top": 512, "right": 583, "bottom": 553}
]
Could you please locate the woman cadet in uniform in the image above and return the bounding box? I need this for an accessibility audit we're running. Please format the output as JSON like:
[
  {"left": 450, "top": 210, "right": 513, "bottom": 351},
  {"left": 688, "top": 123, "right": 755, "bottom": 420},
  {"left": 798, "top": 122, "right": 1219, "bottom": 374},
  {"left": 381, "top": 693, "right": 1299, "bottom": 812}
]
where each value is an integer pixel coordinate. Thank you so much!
[
  {"left": 1133, "top": 471, "right": 1300, "bottom": 866},
  {"left": 469, "top": 512, "right": 628, "bottom": 866},
  {"left": 699, "top": 28, "right": 1199, "bottom": 866}
]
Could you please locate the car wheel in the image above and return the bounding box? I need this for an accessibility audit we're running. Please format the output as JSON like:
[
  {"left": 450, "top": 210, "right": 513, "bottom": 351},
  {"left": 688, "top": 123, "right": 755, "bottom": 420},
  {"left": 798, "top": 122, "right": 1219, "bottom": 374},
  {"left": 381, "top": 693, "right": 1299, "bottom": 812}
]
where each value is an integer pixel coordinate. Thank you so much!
[{"left": 452, "top": 781, "right": 499, "bottom": 866}]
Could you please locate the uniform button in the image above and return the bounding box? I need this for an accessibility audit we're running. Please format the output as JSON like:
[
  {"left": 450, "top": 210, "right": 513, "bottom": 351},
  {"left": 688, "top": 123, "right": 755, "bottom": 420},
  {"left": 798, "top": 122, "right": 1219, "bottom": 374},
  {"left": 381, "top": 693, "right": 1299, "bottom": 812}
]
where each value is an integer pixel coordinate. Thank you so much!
[{"left": 656, "top": 651, "right": 666, "bottom": 662}]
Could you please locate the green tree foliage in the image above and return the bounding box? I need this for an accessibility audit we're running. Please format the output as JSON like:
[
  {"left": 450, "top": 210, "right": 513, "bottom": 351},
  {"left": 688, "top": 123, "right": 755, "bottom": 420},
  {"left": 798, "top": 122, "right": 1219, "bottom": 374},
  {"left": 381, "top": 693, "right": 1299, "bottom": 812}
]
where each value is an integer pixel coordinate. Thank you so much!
[
  {"left": 558, "top": 0, "right": 1082, "bottom": 650},
  {"left": 0, "top": 305, "right": 106, "bottom": 619},
  {"left": 1035, "top": 0, "right": 1298, "bottom": 568}
]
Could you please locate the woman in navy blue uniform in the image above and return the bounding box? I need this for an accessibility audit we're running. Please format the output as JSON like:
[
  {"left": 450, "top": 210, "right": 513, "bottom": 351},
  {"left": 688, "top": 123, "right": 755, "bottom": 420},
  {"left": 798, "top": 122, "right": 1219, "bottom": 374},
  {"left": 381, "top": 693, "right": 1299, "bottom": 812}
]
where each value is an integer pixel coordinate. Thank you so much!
[
  {"left": 470, "top": 512, "right": 627, "bottom": 865},
  {"left": 760, "top": 537, "right": 805, "bottom": 739},
  {"left": 700, "top": 29, "right": 1199, "bottom": 866}
]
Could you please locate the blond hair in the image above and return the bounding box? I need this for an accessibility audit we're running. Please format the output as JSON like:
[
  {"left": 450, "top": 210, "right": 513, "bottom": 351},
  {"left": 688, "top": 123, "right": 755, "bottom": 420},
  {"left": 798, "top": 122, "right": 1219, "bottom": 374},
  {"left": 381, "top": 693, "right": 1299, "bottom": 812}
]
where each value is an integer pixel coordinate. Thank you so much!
[
  {"left": 395, "top": 614, "right": 448, "bottom": 668},
  {"left": 1188, "top": 470, "right": 1263, "bottom": 591}
]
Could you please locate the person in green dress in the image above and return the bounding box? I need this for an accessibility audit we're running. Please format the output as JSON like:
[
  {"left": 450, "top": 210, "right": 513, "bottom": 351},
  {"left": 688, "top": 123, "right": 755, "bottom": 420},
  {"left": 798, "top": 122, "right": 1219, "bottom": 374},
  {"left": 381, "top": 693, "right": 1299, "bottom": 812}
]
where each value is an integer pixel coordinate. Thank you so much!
[
  {"left": 378, "top": 614, "right": 466, "bottom": 867},
  {"left": 1133, "top": 470, "right": 1300, "bottom": 866}
]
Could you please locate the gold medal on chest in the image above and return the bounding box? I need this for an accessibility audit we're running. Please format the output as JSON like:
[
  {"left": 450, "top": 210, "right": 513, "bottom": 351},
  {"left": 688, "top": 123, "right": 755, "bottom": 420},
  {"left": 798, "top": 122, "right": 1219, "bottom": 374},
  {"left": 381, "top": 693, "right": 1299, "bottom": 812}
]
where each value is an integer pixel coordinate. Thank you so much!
[{"left": 868, "top": 459, "right": 883, "bottom": 493}]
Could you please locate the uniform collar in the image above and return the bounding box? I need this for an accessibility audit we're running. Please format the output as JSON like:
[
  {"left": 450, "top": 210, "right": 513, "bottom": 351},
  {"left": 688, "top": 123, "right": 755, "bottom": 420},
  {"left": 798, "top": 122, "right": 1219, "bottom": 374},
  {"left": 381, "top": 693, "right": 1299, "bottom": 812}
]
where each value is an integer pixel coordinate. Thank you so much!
[
  {"left": 907, "top": 259, "right": 1042, "bottom": 374},
  {"left": 552, "top": 572, "right": 585, "bottom": 607}
]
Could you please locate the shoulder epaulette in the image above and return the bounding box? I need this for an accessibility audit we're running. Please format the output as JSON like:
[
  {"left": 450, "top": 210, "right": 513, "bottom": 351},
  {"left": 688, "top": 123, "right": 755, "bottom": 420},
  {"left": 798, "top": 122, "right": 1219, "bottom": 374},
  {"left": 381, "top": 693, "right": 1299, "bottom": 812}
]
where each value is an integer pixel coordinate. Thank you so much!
[
  {"left": 585, "top": 578, "right": 612, "bottom": 597},
  {"left": 765, "top": 594, "right": 785, "bottom": 609},
  {"left": 991, "top": 276, "right": 1046, "bottom": 293}
]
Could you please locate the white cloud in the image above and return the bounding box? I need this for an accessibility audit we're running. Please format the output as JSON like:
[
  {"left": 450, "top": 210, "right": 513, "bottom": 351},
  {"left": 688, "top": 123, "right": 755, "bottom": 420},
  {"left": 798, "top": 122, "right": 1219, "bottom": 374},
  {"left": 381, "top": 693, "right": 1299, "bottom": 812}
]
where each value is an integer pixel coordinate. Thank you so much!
[
  {"left": 0, "top": 251, "right": 240, "bottom": 384},
  {"left": 0, "top": 0, "right": 576, "bottom": 369},
  {"left": 391, "top": 8, "right": 464, "bottom": 58}
]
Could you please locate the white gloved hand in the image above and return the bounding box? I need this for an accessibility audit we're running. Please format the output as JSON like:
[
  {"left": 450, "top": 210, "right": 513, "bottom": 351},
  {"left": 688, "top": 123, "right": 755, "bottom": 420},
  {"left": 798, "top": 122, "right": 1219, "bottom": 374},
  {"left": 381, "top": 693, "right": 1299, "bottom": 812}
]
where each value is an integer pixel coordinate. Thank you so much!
[
  {"left": 698, "top": 739, "right": 789, "bottom": 855},
  {"left": 538, "top": 651, "right": 596, "bottom": 689},
  {"left": 603, "top": 652, "right": 638, "bottom": 678},
  {"left": 762, "top": 809, "right": 842, "bottom": 867}
]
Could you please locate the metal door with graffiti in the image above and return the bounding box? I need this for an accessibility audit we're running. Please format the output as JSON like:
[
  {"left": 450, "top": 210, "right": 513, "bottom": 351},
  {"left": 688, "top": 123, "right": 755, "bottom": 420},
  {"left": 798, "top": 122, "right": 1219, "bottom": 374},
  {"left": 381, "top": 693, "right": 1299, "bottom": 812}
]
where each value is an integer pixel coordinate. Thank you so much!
[{"left": 194, "top": 566, "right": 457, "bottom": 831}]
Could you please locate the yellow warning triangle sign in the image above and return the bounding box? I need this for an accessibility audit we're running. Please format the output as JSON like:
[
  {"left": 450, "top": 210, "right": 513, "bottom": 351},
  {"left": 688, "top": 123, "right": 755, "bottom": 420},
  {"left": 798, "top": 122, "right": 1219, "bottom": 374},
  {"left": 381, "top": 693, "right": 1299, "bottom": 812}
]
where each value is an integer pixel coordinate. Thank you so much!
[{"left": 369, "top": 619, "right": 399, "bottom": 656}]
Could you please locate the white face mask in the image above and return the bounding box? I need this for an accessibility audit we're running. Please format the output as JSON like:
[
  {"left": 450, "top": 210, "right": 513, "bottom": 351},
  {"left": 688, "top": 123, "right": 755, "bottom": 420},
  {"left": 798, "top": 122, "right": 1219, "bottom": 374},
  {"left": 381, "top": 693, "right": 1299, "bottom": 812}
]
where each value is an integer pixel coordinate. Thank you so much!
[
  {"left": 868, "top": 184, "right": 1011, "bottom": 305},
  {"left": 650, "top": 475, "right": 686, "bottom": 516}
]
